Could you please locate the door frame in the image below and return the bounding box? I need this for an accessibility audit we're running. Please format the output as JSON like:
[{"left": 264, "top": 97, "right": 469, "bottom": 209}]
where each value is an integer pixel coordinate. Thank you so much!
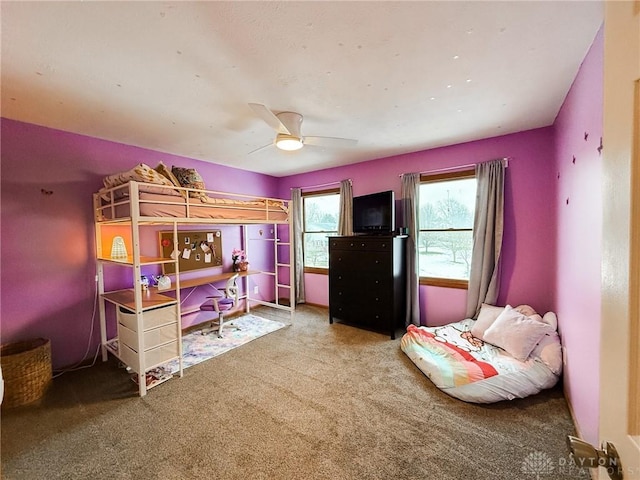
[{"left": 599, "top": 1, "right": 640, "bottom": 479}]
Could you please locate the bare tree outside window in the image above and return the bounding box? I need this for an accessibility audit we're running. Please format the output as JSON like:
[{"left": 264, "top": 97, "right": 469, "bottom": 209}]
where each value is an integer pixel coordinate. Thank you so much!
[
  {"left": 419, "top": 173, "right": 476, "bottom": 285},
  {"left": 303, "top": 191, "right": 339, "bottom": 269}
]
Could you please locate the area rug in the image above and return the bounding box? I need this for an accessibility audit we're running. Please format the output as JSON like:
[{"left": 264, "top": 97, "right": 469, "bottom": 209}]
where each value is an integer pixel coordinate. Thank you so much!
[{"left": 166, "top": 314, "right": 286, "bottom": 374}]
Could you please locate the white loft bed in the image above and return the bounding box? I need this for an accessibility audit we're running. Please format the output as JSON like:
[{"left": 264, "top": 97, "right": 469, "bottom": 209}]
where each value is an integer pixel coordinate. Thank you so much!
[
  {"left": 93, "top": 180, "right": 294, "bottom": 396},
  {"left": 95, "top": 180, "right": 289, "bottom": 224}
]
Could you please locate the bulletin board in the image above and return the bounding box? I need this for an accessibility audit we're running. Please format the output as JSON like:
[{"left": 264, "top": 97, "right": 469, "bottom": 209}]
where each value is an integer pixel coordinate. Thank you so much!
[{"left": 159, "top": 230, "right": 223, "bottom": 274}]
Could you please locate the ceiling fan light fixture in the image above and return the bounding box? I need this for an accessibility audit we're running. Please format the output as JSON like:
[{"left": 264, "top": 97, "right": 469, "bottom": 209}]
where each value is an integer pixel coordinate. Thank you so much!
[{"left": 275, "top": 134, "right": 304, "bottom": 151}]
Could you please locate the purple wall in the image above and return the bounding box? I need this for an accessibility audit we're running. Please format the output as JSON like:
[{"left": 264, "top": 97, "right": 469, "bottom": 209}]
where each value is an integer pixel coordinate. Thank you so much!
[
  {"left": 553, "top": 27, "right": 603, "bottom": 445},
  {"left": 278, "top": 127, "right": 558, "bottom": 326},
  {"left": 1, "top": 119, "right": 279, "bottom": 369},
  {"left": 1, "top": 28, "right": 603, "bottom": 446}
]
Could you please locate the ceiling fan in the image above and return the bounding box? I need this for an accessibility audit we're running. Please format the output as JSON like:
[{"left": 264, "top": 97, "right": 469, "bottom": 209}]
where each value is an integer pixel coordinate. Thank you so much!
[{"left": 248, "top": 103, "right": 358, "bottom": 154}]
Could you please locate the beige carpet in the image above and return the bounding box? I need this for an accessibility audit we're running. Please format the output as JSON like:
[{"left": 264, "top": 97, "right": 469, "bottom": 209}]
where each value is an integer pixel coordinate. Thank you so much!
[{"left": 1, "top": 305, "right": 588, "bottom": 479}]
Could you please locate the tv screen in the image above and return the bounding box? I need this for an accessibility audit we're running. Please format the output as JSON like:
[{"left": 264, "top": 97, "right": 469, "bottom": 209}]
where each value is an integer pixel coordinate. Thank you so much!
[{"left": 352, "top": 190, "right": 395, "bottom": 234}]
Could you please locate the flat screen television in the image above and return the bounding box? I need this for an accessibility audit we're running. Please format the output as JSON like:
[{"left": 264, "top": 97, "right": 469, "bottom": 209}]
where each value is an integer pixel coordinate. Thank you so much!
[{"left": 352, "top": 190, "right": 395, "bottom": 234}]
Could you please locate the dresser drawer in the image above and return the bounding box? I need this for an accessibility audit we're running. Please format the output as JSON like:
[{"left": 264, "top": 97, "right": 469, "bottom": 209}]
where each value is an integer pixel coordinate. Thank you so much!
[
  {"left": 331, "top": 271, "right": 391, "bottom": 291},
  {"left": 360, "top": 252, "right": 392, "bottom": 272},
  {"left": 330, "top": 251, "right": 390, "bottom": 273},
  {"left": 329, "top": 237, "right": 393, "bottom": 252},
  {"left": 329, "top": 301, "right": 349, "bottom": 318},
  {"left": 329, "top": 253, "right": 360, "bottom": 271},
  {"left": 331, "top": 302, "right": 391, "bottom": 329},
  {"left": 119, "top": 323, "right": 178, "bottom": 351},
  {"left": 117, "top": 305, "right": 177, "bottom": 332}
]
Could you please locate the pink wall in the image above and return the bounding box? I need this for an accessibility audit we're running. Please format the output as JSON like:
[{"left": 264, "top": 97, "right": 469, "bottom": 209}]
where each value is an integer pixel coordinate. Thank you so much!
[
  {"left": 1, "top": 119, "right": 279, "bottom": 368},
  {"left": 2, "top": 29, "right": 603, "bottom": 440},
  {"left": 278, "top": 127, "right": 558, "bottom": 326},
  {"left": 553, "top": 27, "right": 603, "bottom": 445}
]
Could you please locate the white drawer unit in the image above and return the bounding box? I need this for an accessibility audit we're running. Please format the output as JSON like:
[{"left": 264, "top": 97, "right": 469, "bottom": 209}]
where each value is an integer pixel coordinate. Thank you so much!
[
  {"left": 114, "top": 303, "right": 181, "bottom": 379},
  {"left": 118, "top": 323, "right": 178, "bottom": 352},
  {"left": 119, "top": 340, "right": 180, "bottom": 373},
  {"left": 118, "top": 305, "right": 177, "bottom": 332}
]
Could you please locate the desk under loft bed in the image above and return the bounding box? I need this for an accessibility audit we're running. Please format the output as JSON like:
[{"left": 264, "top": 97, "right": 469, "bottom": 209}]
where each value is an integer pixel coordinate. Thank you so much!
[{"left": 93, "top": 180, "right": 294, "bottom": 396}]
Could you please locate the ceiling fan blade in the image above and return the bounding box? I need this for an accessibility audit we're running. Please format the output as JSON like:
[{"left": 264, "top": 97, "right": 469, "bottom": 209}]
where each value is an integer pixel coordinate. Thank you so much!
[
  {"left": 248, "top": 103, "right": 291, "bottom": 135},
  {"left": 304, "top": 136, "right": 358, "bottom": 148},
  {"left": 247, "top": 142, "right": 274, "bottom": 155}
]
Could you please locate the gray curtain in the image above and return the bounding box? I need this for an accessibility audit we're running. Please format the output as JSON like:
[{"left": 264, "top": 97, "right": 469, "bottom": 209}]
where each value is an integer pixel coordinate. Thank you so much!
[
  {"left": 338, "top": 179, "right": 353, "bottom": 236},
  {"left": 402, "top": 173, "right": 420, "bottom": 326},
  {"left": 465, "top": 159, "right": 505, "bottom": 319},
  {"left": 291, "top": 188, "right": 306, "bottom": 304}
]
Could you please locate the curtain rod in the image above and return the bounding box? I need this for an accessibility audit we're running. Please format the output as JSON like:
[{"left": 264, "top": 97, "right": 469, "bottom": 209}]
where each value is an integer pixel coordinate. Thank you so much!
[
  {"left": 292, "top": 179, "right": 352, "bottom": 191},
  {"left": 399, "top": 157, "right": 510, "bottom": 177}
]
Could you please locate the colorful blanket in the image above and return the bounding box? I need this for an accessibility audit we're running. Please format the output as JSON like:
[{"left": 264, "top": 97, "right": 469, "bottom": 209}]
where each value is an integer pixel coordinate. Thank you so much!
[
  {"left": 401, "top": 323, "right": 498, "bottom": 388},
  {"left": 400, "top": 319, "right": 561, "bottom": 403}
]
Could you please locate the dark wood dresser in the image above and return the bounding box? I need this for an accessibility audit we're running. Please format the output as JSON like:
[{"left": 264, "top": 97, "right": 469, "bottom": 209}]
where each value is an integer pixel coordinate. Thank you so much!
[{"left": 328, "top": 235, "right": 408, "bottom": 339}]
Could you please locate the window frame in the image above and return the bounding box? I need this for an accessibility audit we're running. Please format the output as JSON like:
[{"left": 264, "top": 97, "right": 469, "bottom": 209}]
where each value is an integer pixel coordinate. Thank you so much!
[
  {"left": 418, "top": 169, "right": 476, "bottom": 289},
  {"left": 302, "top": 188, "right": 340, "bottom": 275}
]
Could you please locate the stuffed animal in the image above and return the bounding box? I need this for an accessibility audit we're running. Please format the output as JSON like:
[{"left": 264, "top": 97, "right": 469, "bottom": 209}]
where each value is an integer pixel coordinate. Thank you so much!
[{"left": 514, "top": 304, "right": 536, "bottom": 316}]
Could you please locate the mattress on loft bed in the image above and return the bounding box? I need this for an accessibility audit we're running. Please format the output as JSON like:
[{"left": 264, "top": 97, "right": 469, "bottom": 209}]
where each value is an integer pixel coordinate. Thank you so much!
[
  {"left": 95, "top": 163, "right": 289, "bottom": 223},
  {"left": 97, "top": 186, "right": 289, "bottom": 222},
  {"left": 110, "top": 191, "right": 288, "bottom": 222},
  {"left": 400, "top": 311, "right": 562, "bottom": 403}
]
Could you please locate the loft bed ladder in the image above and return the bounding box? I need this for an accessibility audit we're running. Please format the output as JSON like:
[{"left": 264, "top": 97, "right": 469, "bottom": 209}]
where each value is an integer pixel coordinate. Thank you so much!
[{"left": 244, "top": 222, "right": 295, "bottom": 318}]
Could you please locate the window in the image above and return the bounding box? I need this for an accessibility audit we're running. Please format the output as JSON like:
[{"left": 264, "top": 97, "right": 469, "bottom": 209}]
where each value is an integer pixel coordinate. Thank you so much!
[
  {"left": 303, "top": 189, "right": 340, "bottom": 272},
  {"left": 418, "top": 170, "right": 477, "bottom": 288}
]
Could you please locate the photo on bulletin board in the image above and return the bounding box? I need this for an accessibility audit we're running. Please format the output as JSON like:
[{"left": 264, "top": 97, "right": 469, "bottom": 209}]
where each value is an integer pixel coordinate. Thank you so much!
[{"left": 159, "top": 230, "right": 222, "bottom": 274}]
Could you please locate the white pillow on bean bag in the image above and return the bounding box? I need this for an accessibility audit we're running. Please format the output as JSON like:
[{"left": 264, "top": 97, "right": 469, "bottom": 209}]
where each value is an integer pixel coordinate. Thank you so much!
[
  {"left": 470, "top": 303, "right": 505, "bottom": 340},
  {"left": 483, "top": 305, "right": 554, "bottom": 361}
]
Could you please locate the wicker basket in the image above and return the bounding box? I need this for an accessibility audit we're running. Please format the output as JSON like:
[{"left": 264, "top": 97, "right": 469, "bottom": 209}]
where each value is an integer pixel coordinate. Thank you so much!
[{"left": 1, "top": 338, "right": 52, "bottom": 408}]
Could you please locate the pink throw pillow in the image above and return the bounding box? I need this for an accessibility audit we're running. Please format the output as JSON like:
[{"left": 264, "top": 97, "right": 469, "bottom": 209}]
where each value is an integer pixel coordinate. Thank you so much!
[
  {"left": 470, "top": 303, "right": 505, "bottom": 340},
  {"left": 483, "top": 305, "right": 554, "bottom": 361}
]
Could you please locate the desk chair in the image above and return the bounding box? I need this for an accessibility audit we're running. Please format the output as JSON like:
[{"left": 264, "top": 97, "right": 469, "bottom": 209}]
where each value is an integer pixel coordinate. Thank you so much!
[{"left": 199, "top": 273, "right": 240, "bottom": 338}]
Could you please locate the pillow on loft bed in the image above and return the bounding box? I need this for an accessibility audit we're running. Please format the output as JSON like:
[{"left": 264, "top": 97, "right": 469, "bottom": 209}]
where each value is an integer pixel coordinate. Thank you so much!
[
  {"left": 170, "top": 165, "right": 289, "bottom": 210},
  {"left": 100, "top": 163, "right": 182, "bottom": 200},
  {"left": 103, "top": 162, "right": 174, "bottom": 190},
  {"left": 171, "top": 166, "right": 209, "bottom": 202},
  {"left": 99, "top": 163, "right": 290, "bottom": 213},
  {"left": 401, "top": 305, "right": 562, "bottom": 403},
  {"left": 100, "top": 163, "right": 211, "bottom": 203},
  {"left": 155, "top": 162, "right": 186, "bottom": 198}
]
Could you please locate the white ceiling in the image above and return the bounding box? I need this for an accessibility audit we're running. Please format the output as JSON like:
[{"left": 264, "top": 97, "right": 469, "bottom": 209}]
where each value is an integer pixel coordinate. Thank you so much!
[{"left": 1, "top": 1, "right": 603, "bottom": 177}]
